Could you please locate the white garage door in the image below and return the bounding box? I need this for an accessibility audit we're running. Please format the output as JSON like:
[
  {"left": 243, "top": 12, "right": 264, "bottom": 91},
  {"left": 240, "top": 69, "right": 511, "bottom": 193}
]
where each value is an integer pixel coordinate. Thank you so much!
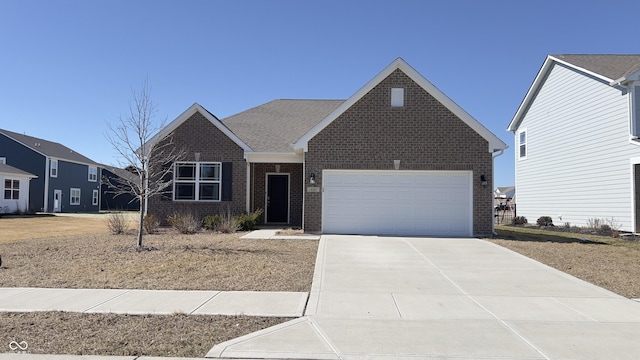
[{"left": 322, "top": 170, "right": 473, "bottom": 236}]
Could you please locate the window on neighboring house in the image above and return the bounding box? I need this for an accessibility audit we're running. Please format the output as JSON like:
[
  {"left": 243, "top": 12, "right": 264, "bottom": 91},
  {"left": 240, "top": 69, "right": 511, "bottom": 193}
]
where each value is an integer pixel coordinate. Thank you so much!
[
  {"left": 518, "top": 130, "right": 527, "bottom": 159},
  {"left": 633, "top": 86, "right": 640, "bottom": 137},
  {"left": 4, "top": 179, "right": 19, "bottom": 200},
  {"left": 0, "top": 157, "right": 6, "bottom": 164},
  {"left": 50, "top": 159, "right": 58, "bottom": 177},
  {"left": 70, "top": 188, "right": 81, "bottom": 205},
  {"left": 92, "top": 189, "right": 99, "bottom": 206},
  {"left": 88, "top": 166, "right": 97, "bottom": 182},
  {"left": 174, "top": 162, "right": 221, "bottom": 201},
  {"left": 391, "top": 88, "right": 405, "bottom": 107}
]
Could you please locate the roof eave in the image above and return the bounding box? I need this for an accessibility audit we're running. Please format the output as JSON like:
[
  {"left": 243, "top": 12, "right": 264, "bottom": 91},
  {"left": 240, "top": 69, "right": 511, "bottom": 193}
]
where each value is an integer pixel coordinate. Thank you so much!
[
  {"left": 145, "top": 103, "right": 253, "bottom": 155},
  {"left": 294, "top": 58, "right": 507, "bottom": 153},
  {"left": 509, "top": 55, "right": 620, "bottom": 132}
]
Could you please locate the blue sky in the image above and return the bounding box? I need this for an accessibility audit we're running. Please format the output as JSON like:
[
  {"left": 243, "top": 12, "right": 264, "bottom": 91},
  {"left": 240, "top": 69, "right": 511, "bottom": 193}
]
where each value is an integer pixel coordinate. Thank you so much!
[{"left": 1, "top": 0, "right": 638, "bottom": 187}]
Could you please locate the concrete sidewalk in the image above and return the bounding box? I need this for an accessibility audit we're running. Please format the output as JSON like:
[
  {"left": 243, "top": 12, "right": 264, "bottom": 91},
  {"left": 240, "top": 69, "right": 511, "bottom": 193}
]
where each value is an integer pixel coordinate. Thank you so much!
[
  {"left": 207, "top": 235, "right": 640, "bottom": 359},
  {"left": 0, "top": 288, "right": 308, "bottom": 317}
]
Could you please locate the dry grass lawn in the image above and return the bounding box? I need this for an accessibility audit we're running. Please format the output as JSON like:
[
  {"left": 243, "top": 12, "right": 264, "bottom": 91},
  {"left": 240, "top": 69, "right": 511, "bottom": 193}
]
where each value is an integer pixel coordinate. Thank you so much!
[
  {"left": 490, "top": 225, "right": 640, "bottom": 299},
  {"left": 0, "top": 213, "right": 114, "bottom": 243},
  {"left": 0, "top": 214, "right": 317, "bottom": 357}
]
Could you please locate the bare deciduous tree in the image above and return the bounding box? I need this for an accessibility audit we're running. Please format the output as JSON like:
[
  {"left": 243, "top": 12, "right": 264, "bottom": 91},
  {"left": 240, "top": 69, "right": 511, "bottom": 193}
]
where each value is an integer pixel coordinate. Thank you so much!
[{"left": 104, "top": 78, "right": 183, "bottom": 248}]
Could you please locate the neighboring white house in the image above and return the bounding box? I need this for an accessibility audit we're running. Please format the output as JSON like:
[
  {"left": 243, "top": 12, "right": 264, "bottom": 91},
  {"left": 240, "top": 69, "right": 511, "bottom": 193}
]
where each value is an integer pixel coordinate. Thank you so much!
[
  {"left": 0, "top": 163, "right": 37, "bottom": 214},
  {"left": 507, "top": 54, "right": 640, "bottom": 232}
]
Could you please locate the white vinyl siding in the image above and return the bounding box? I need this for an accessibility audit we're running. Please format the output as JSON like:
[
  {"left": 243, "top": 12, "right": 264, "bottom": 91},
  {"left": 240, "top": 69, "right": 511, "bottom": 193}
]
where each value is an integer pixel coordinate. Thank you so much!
[{"left": 515, "top": 63, "right": 635, "bottom": 231}]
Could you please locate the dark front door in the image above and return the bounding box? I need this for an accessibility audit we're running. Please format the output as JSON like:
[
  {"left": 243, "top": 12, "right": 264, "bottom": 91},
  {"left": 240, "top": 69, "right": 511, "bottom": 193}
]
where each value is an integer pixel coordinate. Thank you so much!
[{"left": 267, "top": 174, "right": 289, "bottom": 223}]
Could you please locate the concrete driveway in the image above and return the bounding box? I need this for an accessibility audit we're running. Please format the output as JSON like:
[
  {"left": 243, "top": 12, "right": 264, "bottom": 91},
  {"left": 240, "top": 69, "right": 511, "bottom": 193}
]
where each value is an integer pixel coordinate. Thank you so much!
[{"left": 208, "top": 235, "right": 640, "bottom": 359}]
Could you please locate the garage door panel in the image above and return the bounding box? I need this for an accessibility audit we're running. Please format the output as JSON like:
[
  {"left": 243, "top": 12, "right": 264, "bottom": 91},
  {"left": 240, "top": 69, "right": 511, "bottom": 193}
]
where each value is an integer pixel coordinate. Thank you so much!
[{"left": 322, "top": 170, "right": 472, "bottom": 236}]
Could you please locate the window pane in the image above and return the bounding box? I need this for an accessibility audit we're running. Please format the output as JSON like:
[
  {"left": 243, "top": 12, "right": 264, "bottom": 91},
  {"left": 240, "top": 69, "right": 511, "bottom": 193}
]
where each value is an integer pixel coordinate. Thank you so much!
[
  {"left": 519, "top": 132, "right": 526, "bottom": 144},
  {"left": 176, "top": 164, "right": 196, "bottom": 180},
  {"left": 12, "top": 180, "right": 18, "bottom": 188},
  {"left": 12, "top": 190, "right": 19, "bottom": 199},
  {"left": 520, "top": 144, "right": 526, "bottom": 157},
  {"left": 200, "top": 163, "right": 220, "bottom": 181},
  {"left": 199, "top": 183, "right": 220, "bottom": 200},
  {"left": 4, "top": 179, "right": 10, "bottom": 189},
  {"left": 4, "top": 190, "right": 10, "bottom": 199},
  {"left": 175, "top": 183, "right": 195, "bottom": 200}
]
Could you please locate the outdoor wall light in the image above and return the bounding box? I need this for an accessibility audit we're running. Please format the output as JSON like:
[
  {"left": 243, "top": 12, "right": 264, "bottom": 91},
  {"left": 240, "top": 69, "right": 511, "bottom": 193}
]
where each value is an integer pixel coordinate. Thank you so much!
[
  {"left": 309, "top": 173, "right": 316, "bottom": 184},
  {"left": 481, "top": 175, "right": 488, "bottom": 187}
]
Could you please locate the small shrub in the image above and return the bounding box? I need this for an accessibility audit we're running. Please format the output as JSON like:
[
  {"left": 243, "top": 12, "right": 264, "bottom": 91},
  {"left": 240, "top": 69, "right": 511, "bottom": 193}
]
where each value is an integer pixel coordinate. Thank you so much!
[
  {"left": 203, "top": 214, "right": 222, "bottom": 230},
  {"left": 237, "top": 208, "right": 264, "bottom": 231},
  {"left": 605, "top": 217, "right": 622, "bottom": 231},
  {"left": 143, "top": 214, "right": 160, "bottom": 234},
  {"left": 166, "top": 213, "right": 201, "bottom": 234},
  {"left": 536, "top": 216, "right": 554, "bottom": 227},
  {"left": 586, "top": 217, "right": 602, "bottom": 231},
  {"left": 598, "top": 224, "right": 613, "bottom": 236},
  {"left": 216, "top": 211, "right": 240, "bottom": 233},
  {"left": 106, "top": 212, "right": 129, "bottom": 235},
  {"left": 512, "top": 216, "right": 528, "bottom": 225}
]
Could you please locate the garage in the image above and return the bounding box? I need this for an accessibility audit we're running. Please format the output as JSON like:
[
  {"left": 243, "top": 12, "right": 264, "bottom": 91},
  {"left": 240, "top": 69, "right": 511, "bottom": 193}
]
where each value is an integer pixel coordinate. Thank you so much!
[{"left": 322, "top": 170, "right": 473, "bottom": 236}]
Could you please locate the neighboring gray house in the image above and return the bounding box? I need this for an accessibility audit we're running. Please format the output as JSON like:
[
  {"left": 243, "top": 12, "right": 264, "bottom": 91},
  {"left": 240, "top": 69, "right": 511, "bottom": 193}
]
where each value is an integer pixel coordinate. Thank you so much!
[
  {"left": 147, "top": 58, "right": 507, "bottom": 236},
  {"left": 0, "top": 163, "right": 37, "bottom": 214},
  {"left": 100, "top": 165, "right": 140, "bottom": 211},
  {"left": 0, "top": 129, "right": 101, "bottom": 212},
  {"left": 508, "top": 54, "right": 640, "bottom": 232}
]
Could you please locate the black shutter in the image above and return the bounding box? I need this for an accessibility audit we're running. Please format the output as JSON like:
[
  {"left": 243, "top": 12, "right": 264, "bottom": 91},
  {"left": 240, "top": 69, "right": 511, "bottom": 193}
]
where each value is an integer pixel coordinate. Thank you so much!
[
  {"left": 221, "top": 162, "right": 232, "bottom": 201},
  {"left": 161, "top": 163, "right": 173, "bottom": 201}
]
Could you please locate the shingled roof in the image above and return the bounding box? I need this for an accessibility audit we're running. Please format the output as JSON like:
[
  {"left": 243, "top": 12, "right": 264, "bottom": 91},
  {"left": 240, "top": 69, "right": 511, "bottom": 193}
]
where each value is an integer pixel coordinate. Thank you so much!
[
  {"left": 222, "top": 99, "right": 344, "bottom": 152},
  {"left": 0, "top": 128, "right": 99, "bottom": 165},
  {"left": 0, "top": 163, "right": 37, "bottom": 178},
  {"left": 552, "top": 54, "right": 640, "bottom": 82}
]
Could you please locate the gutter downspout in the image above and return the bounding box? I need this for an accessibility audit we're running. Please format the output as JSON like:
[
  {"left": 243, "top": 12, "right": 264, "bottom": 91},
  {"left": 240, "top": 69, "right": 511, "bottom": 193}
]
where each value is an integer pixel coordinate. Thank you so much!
[
  {"left": 491, "top": 149, "right": 506, "bottom": 236},
  {"left": 43, "top": 157, "right": 50, "bottom": 212}
]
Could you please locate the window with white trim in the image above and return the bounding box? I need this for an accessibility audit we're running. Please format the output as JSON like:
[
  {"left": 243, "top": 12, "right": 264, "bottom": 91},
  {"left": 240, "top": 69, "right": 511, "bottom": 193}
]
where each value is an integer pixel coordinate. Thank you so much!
[
  {"left": 88, "top": 166, "right": 97, "bottom": 182},
  {"left": 0, "top": 157, "right": 6, "bottom": 164},
  {"left": 518, "top": 130, "right": 527, "bottom": 159},
  {"left": 4, "top": 179, "right": 19, "bottom": 200},
  {"left": 92, "top": 189, "right": 99, "bottom": 206},
  {"left": 70, "top": 188, "right": 81, "bottom": 205},
  {"left": 50, "top": 159, "right": 58, "bottom": 177},
  {"left": 174, "top": 162, "right": 221, "bottom": 201}
]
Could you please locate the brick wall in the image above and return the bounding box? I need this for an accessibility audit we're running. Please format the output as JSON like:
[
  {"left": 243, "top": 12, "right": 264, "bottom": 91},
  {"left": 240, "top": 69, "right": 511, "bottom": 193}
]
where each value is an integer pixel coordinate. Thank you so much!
[
  {"left": 147, "top": 111, "right": 247, "bottom": 223},
  {"left": 250, "top": 163, "right": 303, "bottom": 227},
  {"left": 304, "top": 69, "right": 493, "bottom": 236}
]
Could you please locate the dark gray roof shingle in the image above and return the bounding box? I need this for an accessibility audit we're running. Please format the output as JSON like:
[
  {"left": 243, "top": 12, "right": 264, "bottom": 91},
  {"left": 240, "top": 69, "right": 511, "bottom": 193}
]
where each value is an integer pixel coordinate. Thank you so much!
[
  {"left": 221, "top": 99, "right": 344, "bottom": 152},
  {"left": 553, "top": 54, "right": 640, "bottom": 81},
  {"left": 0, "top": 163, "right": 37, "bottom": 177},
  {"left": 0, "top": 129, "right": 99, "bottom": 165}
]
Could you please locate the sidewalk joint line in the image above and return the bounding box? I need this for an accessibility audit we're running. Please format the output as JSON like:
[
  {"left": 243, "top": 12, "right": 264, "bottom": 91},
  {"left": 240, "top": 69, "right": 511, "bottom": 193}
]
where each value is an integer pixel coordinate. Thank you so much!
[
  {"left": 390, "top": 293, "right": 403, "bottom": 319},
  {"left": 82, "top": 289, "right": 132, "bottom": 313},
  {"left": 549, "top": 297, "right": 599, "bottom": 322},
  {"left": 308, "top": 316, "right": 343, "bottom": 359},
  {"left": 402, "top": 238, "right": 552, "bottom": 360},
  {"left": 188, "top": 291, "right": 221, "bottom": 315}
]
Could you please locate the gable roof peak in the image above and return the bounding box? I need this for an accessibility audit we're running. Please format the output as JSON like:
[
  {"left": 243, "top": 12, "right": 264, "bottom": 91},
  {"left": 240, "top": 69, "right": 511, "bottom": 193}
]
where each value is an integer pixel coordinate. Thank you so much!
[
  {"left": 145, "top": 102, "right": 252, "bottom": 154},
  {"left": 509, "top": 54, "right": 640, "bottom": 131},
  {"left": 293, "top": 58, "right": 507, "bottom": 153}
]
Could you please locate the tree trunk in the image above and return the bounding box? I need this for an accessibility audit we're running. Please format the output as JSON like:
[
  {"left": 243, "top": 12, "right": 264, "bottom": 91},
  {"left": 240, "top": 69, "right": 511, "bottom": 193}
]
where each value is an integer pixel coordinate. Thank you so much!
[{"left": 137, "top": 195, "right": 144, "bottom": 248}]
